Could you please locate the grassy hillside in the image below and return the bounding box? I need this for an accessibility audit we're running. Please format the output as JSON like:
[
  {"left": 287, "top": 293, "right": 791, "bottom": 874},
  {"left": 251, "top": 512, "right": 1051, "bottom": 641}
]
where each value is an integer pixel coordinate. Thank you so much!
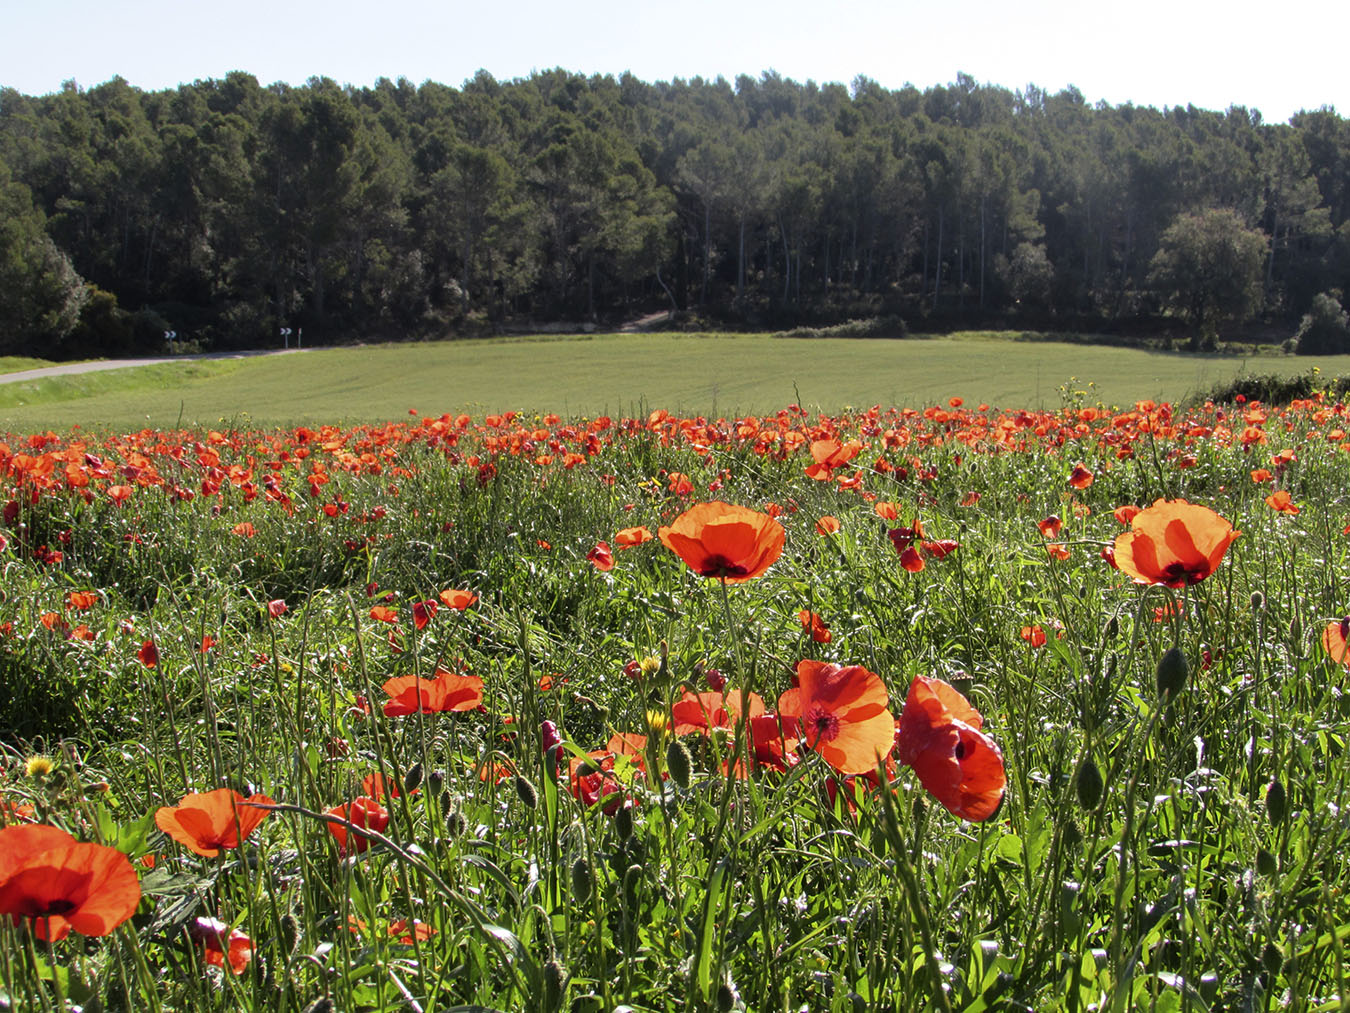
[{"left": 0, "top": 332, "right": 1345, "bottom": 430}]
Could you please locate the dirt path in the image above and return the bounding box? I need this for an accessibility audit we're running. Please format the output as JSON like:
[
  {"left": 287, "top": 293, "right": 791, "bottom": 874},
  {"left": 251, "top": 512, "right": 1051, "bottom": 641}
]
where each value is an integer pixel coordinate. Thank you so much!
[{"left": 0, "top": 348, "right": 307, "bottom": 385}]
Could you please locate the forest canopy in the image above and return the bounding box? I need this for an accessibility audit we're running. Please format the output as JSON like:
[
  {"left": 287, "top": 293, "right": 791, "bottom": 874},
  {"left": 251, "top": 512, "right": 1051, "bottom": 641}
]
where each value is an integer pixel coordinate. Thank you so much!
[{"left": 1, "top": 69, "right": 1348, "bottom": 356}]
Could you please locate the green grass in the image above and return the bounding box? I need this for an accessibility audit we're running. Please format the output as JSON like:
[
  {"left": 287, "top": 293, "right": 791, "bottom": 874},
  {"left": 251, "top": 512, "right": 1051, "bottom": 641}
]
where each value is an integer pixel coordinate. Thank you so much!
[
  {"left": 0, "top": 356, "right": 60, "bottom": 375},
  {"left": 1, "top": 332, "right": 1347, "bottom": 430}
]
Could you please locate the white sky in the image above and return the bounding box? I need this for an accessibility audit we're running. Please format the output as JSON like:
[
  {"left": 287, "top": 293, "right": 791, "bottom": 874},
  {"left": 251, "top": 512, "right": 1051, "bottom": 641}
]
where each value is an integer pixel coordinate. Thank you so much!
[{"left": 3, "top": 0, "right": 1346, "bottom": 124}]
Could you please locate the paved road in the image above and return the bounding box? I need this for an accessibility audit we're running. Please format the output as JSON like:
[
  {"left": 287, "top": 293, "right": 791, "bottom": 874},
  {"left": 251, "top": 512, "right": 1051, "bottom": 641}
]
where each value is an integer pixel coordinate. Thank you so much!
[{"left": 0, "top": 348, "right": 307, "bottom": 385}]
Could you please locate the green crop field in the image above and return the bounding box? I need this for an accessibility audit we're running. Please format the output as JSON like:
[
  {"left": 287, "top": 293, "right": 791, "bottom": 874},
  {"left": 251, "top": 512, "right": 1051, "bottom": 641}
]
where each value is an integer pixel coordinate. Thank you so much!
[{"left": 0, "top": 332, "right": 1345, "bottom": 430}]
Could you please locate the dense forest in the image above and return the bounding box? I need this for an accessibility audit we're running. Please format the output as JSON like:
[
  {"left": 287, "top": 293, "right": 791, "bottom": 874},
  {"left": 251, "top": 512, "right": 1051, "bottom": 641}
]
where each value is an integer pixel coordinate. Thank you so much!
[{"left": 2, "top": 69, "right": 1350, "bottom": 357}]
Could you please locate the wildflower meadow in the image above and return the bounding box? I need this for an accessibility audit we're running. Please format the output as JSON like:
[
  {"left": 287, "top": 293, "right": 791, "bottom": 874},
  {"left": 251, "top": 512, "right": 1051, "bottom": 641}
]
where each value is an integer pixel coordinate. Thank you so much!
[{"left": 2, "top": 394, "right": 1350, "bottom": 1011}]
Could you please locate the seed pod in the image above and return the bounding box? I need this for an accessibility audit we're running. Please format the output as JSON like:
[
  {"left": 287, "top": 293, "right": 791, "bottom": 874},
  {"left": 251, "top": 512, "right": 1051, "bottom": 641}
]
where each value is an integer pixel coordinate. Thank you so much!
[
  {"left": 1256, "top": 848, "right": 1277, "bottom": 877},
  {"left": 1156, "top": 646, "right": 1188, "bottom": 699},
  {"left": 613, "top": 803, "right": 634, "bottom": 841},
  {"left": 403, "top": 763, "right": 424, "bottom": 794},
  {"left": 570, "top": 856, "right": 593, "bottom": 904},
  {"left": 1075, "top": 756, "right": 1104, "bottom": 811},
  {"left": 515, "top": 774, "right": 538, "bottom": 810},
  {"left": 1265, "top": 778, "right": 1287, "bottom": 825},
  {"left": 665, "top": 737, "right": 693, "bottom": 790},
  {"left": 543, "top": 958, "right": 567, "bottom": 1012}
]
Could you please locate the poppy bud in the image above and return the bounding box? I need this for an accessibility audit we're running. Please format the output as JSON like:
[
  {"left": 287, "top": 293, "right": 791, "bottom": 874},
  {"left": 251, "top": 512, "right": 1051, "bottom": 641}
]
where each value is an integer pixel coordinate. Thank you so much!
[
  {"left": 1256, "top": 848, "right": 1277, "bottom": 877},
  {"left": 1061, "top": 817, "right": 1082, "bottom": 851},
  {"left": 1261, "top": 941, "right": 1282, "bottom": 977},
  {"left": 1265, "top": 778, "right": 1287, "bottom": 825},
  {"left": 1156, "top": 646, "right": 1188, "bottom": 699},
  {"left": 426, "top": 770, "right": 446, "bottom": 796},
  {"left": 665, "top": 738, "right": 693, "bottom": 790},
  {"left": 716, "top": 978, "right": 737, "bottom": 1012},
  {"left": 543, "top": 958, "right": 566, "bottom": 1012},
  {"left": 623, "top": 862, "right": 643, "bottom": 910},
  {"left": 613, "top": 804, "right": 634, "bottom": 842},
  {"left": 514, "top": 775, "right": 537, "bottom": 810},
  {"left": 403, "top": 763, "right": 424, "bottom": 794},
  {"left": 1105, "top": 615, "right": 1119, "bottom": 640},
  {"left": 445, "top": 806, "right": 466, "bottom": 837},
  {"left": 1075, "top": 757, "right": 1104, "bottom": 811},
  {"left": 545, "top": 743, "right": 561, "bottom": 781},
  {"left": 280, "top": 913, "right": 300, "bottom": 956},
  {"left": 1289, "top": 614, "right": 1302, "bottom": 641},
  {"left": 570, "top": 856, "right": 593, "bottom": 904},
  {"left": 1250, "top": 591, "right": 1265, "bottom": 611},
  {"left": 540, "top": 719, "right": 562, "bottom": 754}
]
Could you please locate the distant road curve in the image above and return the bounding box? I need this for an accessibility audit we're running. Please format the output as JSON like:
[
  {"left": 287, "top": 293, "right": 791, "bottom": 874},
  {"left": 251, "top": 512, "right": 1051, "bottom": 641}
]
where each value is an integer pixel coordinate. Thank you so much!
[{"left": 0, "top": 348, "right": 308, "bottom": 385}]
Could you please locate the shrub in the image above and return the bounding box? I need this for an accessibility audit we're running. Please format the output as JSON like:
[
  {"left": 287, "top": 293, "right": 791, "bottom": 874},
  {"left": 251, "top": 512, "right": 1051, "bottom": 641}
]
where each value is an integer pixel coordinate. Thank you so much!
[{"left": 1294, "top": 291, "right": 1350, "bottom": 355}]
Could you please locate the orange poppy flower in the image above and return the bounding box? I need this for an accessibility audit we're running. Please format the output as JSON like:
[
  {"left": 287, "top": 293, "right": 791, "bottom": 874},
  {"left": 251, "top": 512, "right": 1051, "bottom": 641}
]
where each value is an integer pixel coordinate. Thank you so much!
[
  {"left": 187, "top": 916, "right": 252, "bottom": 974},
  {"left": 1112, "top": 498, "right": 1240, "bottom": 588},
  {"left": 66, "top": 591, "right": 99, "bottom": 610},
  {"left": 1324, "top": 617, "right": 1350, "bottom": 667},
  {"left": 325, "top": 797, "right": 389, "bottom": 855},
  {"left": 894, "top": 676, "right": 1005, "bottom": 822},
  {"left": 671, "top": 689, "right": 766, "bottom": 736},
  {"left": 438, "top": 588, "right": 477, "bottom": 610},
  {"left": 614, "top": 526, "right": 654, "bottom": 548},
  {"left": 1265, "top": 490, "right": 1299, "bottom": 515},
  {"left": 798, "top": 609, "right": 832, "bottom": 643},
  {"left": 1046, "top": 543, "right": 1070, "bottom": 561},
  {"left": 1112, "top": 505, "right": 1141, "bottom": 526},
  {"left": 814, "top": 515, "right": 841, "bottom": 536},
  {"left": 1250, "top": 468, "right": 1274, "bottom": 484},
  {"left": 0, "top": 825, "right": 141, "bottom": 941},
  {"left": 381, "top": 669, "right": 484, "bottom": 715},
  {"left": 155, "top": 788, "right": 275, "bottom": 857},
  {"left": 777, "top": 660, "right": 894, "bottom": 775},
  {"left": 1037, "top": 516, "right": 1063, "bottom": 539},
  {"left": 657, "top": 501, "right": 785, "bottom": 582},
  {"left": 873, "top": 501, "right": 900, "bottom": 521},
  {"left": 1068, "top": 464, "right": 1094, "bottom": 489},
  {"left": 370, "top": 605, "right": 398, "bottom": 623},
  {"left": 805, "top": 438, "right": 861, "bottom": 480}
]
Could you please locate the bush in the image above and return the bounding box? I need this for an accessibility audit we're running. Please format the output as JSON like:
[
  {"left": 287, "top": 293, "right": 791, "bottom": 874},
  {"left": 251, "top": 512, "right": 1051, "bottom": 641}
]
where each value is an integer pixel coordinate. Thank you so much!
[
  {"left": 774, "top": 315, "right": 908, "bottom": 339},
  {"left": 1294, "top": 291, "right": 1350, "bottom": 355}
]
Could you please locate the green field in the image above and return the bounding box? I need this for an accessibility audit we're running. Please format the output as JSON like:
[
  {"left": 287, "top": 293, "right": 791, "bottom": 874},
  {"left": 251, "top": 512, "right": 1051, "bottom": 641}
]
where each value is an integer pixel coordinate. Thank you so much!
[{"left": 0, "top": 332, "right": 1345, "bottom": 430}]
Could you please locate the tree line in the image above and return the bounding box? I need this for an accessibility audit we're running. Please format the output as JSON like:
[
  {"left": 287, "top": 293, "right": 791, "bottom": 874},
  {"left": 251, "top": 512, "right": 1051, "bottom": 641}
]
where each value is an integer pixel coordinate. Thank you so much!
[{"left": 2, "top": 69, "right": 1349, "bottom": 357}]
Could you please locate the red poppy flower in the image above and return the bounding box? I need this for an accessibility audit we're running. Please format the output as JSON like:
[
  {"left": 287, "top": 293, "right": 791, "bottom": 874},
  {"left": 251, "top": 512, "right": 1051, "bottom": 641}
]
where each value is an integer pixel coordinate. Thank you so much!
[
  {"left": 155, "top": 788, "right": 275, "bottom": 857},
  {"left": 1250, "top": 468, "right": 1274, "bottom": 484},
  {"left": 1113, "top": 505, "right": 1141, "bottom": 526},
  {"left": 1324, "top": 617, "right": 1350, "bottom": 667},
  {"left": 814, "top": 515, "right": 841, "bottom": 536},
  {"left": 671, "top": 689, "right": 766, "bottom": 736},
  {"left": 614, "top": 526, "right": 654, "bottom": 548},
  {"left": 587, "top": 541, "right": 615, "bottom": 572},
  {"left": 1037, "top": 516, "right": 1063, "bottom": 539},
  {"left": 187, "top": 916, "right": 252, "bottom": 974},
  {"left": 805, "top": 438, "right": 862, "bottom": 480},
  {"left": 232, "top": 522, "right": 255, "bottom": 538},
  {"left": 266, "top": 600, "right": 287, "bottom": 619},
  {"left": 920, "top": 539, "right": 959, "bottom": 560},
  {"left": 66, "top": 591, "right": 99, "bottom": 610},
  {"left": 381, "top": 669, "right": 484, "bottom": 715},
  {"left": 1020, "top": 625, "right": 1047, "bottom": 648},
  {"left": 898, "top": 546, "right": 925, "bottom": 572},
  {"left": 1112, "top": 498, "right": 1240, "bottom": 588},
  {"left": 798, "top": 609, "right": 833, "bottom": 643},
  {"left": 361, "top": 772, "right": 402, "bottom": 800},
  {"left": 1046, "top": 543, "right": 1070, "bottom": 561},
  {"left": 873, "top": 501, "right": 900, "bottom": 521},
  {"left": 894, "top": 676, "right": 1005, "bottom": 822},
  {"left": 412, "top": 599, "right": 437, "bottom": 629},
  {"left": 1068, "top": 464, "right": 1094, "bottom": 489},
  {"left": 438, "top": 588, "right": 478, "bottom": 610},
  {"left": 325, "top": 797, "right": 389, "bottom": 855},
  {"left": 658, "top": 501, "right": 785, "bottom": 582},
  {"left": 887, "top": 519, "right": 925, "bottom": 553},
  {"left": 137, "top": 639, "right": 159, "bottom": 668},
  {"left": 777, "top": 660, "right": 895, "bottom": 775},
  {"left": 0, "top": 825, "right": 140, "bottom": 941}
]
